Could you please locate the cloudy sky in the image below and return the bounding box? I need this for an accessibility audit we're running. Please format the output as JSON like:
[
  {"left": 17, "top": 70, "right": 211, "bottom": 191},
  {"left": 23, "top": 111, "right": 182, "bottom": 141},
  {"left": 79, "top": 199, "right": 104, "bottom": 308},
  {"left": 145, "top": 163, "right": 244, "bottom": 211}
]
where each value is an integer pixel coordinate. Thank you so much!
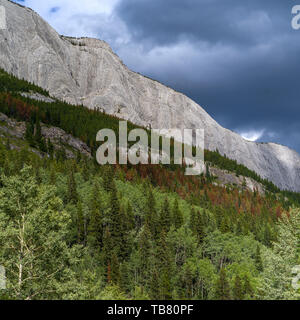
[{"left": 15, "top": 0, "right": 300, "bottom": 152}]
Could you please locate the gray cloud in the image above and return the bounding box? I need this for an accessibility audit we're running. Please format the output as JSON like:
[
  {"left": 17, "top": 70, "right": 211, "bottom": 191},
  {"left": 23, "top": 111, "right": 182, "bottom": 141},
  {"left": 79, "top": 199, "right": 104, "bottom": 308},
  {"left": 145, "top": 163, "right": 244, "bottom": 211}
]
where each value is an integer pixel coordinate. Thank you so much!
[
  {"left": 115, "top": 0, "right": 300, "bottom": 152},
  {"left": 14, "top": 0, "right": 300, "bottom": 152}
]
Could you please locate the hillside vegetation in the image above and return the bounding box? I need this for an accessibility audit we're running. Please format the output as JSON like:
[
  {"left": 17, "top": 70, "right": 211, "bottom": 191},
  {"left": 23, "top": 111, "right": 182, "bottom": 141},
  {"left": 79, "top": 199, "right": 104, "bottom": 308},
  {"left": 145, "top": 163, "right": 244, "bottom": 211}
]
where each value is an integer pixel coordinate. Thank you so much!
[{"left": 0, "top": 68, "right": 300, "bottom": 300}]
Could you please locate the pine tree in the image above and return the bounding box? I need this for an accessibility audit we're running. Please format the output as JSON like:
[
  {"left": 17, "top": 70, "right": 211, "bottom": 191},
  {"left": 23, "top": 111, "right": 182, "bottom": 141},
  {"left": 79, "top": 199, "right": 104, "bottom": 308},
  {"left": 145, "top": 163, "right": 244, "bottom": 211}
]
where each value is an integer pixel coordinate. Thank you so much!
[
  {"left": 149, "top": 268, "right": 160, "bottom": 300},
  {"left": 195, "top": 210, "right": 205, "bottom": 243},
  {"left": 103, "top": 165, "right": 114, "bottom": 192},
  {"left": 190, "top": 208, "right": 204, "bottom": 243},
  {"left": 35, "top": 117, "right": 42, "bottom": 142},
  {"left": 67, "top": 169, "right": 78, "bottom": 204},
  {"left": 125, "top": 202, "right": 135, "bottom": 231},
  {"left": 138, "top": 224, "right": 152, "bottom": 282},
  {"left": 215, "top": 268, "right": 231, "bottom": 300},
  {"left": 76, "top": 201, "right": 85, "bottom": 245},
  {"left": 103, "top": 227, "right": 113, "bottom": 282},
  {"left": 243, "top": 275, "right": 254, "bottom": 299},
  {"left": 119, "top": 262, "right": 130, "bottom": 293},
  {"left": 49, "top": 165, "right": 56, "bottom": 185},
  {"left": 144, "top": 189, "right": 157, "bottom": 237},
  {"left": 233, "top": 275, "right": 244, "bottom": 300},
  {"left": 25, "top": 122, "right": 34, "bottom": 146},
  {"left": 110, "top": 182, "right": 120, "bottom": 240},
  {"left": 87, "top": 183, "right": 103, "bottom": 248},
  {"left": 190, "top": 207, "right": 197, "bottom": 235},
  {"left": 220, "top": 217, "right": 230, "bottom": 233},
  {"left": 173, "top": 198, "right": 183, "bottom": 229},
  {"left": 160, "top": 198, "right": 171, "bottom": 233},
  {"left": 82, "top": 158, "right": 90, "bottom": 181},
  {"left": 255, "top": 245, "right": 263, "bottom": 272},
  {"left": 111, "top": 251, "right": 121, "bottom": 285},
  {"left": 155, "top": 231, "right": 173, "bottom": 300}
]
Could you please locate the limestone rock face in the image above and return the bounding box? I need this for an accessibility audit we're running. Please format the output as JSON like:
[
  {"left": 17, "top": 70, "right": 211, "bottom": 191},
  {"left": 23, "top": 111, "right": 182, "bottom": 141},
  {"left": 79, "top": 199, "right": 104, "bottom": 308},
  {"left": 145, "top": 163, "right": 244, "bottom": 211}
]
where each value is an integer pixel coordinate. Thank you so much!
[{"left": 1, "top": 0, "right": 300, "bottom": 191}]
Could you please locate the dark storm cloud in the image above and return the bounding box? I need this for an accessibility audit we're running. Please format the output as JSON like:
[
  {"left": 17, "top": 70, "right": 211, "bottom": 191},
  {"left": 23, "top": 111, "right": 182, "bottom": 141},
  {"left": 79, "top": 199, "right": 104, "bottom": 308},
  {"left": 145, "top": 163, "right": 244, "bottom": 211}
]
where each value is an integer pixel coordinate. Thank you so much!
[
  {"left": 117, "top": 0, "right": 289, "bottom": 46},
  {"left": 115, "top": 0, "right": 300, "bottom": 151}
]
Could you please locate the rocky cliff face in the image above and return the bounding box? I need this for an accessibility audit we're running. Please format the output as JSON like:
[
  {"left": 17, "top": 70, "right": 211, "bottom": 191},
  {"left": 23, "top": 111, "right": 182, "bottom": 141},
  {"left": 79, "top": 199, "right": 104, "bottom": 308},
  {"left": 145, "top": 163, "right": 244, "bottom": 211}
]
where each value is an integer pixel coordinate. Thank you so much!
[{"left": 1, "top": 0, "right": 300, "bottom": 191}]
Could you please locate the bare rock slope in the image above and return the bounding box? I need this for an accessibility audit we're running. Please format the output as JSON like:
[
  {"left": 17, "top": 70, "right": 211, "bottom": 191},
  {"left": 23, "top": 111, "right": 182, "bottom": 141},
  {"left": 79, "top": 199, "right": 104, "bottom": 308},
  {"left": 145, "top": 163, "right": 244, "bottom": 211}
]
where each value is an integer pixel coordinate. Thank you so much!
[{"left": 1, "top": 0, "right": 300, "bottom": 191}]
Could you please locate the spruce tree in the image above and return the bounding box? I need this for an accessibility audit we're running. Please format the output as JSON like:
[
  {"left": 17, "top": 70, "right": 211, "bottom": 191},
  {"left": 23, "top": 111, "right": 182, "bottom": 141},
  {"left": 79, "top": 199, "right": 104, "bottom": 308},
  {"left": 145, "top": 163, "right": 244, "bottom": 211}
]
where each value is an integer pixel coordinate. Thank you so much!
[
  {"left": 76, "top": 201, "right": 85, "bottom": 245},
  {"left": 173, "top": 198, "right": 183, "bottom": 229},
  {"left": 155, "top": 231, "right": 172, "bottom": 300},
  {"left": 215, "top": 268, "right": 231, "bottom": 300},
  {"left": 103, "top": 165, "right": 114, "bottom": 192},
  {"left": 243, "top": 275, "right": 254, "bottom": 299},
  {"left": 111, "top": 251, "right": 121, "bottom": 285},
  {"left": 160, "top": 198, "right": 171, "bottom": 233},
  {"left": 126, "top": 202, "right": 135, "bottom": 231},
  {"left": 233, "top": 275, "right": 244, "bottom": 300},
  {"left": 255, "top": 245, "right": 263, "bottom": 272},
  {"left": 67, "top": 169, "right": 78, "bottom": 204},
  {"left": 110, "top": 182, "right": 120, "bottom": 239},
  {"left": 138, "top": 224, "right": 152, "bottom": 281},
  {"left": 87, "top": 183, "right": 103, "bottom": 248},
  {"left": 103, "top": 227, "right": 113, "bottom": 282},
  {"left": 144, "top": 189, "right": 157, "bottom": 237},
  {"left": 25, "top": 122, "right": 34, "bottom": 146}
]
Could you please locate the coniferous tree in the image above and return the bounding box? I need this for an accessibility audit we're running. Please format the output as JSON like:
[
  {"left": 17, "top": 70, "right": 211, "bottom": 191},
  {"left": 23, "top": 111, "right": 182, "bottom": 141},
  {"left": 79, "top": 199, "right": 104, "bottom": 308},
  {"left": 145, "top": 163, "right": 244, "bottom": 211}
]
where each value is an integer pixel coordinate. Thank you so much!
[
  {"left": 103, "top": 165, "right": 114, "bottom": 192},
  {"left": 233, "top": 275, "right": 244, "bottom": 300},
  {"left": 149, "top": 269, "right": 160, "bottom": 300},
  {"left": 110, "top": 182, "right": 121, "bottom": 245},
  {"left": 138, "top": 224, "right": 152, "bottom": 282},
  {"left": 88, "top": 183, "right": 103, "bottom": 248},
  {"left": 144, "top": 189, "right": 157, "bottom": 237},
  {"left": 190, "top": 207, "right": 197, "bottom": 235},
  {"left": 155, "top": 231, "right": 172, "bottom": 300},
  {"left": 173, "top": 198, "right": 183, "bottom": 229},
  {"left": 255, "top": 245, "right": 263, "bottom": 272},
  {"left": 160, "top": 198, "right": 171, "bottom": 233},
  {"left": 67, "top": 169, "right": 78, "bottom": 204},
  {"left": 126, "top": 202, "right": 135, "bottom": 231},
  {"left": 25, "top": 122, "right": 34, "bottom": 146},
  {"left": 103, "top": 227, "right": 113, "bottom": 282},
  {"left": 215, "top": 268, "right": 231, "bottom": 300},
  {"left": 49, "top": 165, "right": 56, "bottom": 185},
  {"left": 111, "top": 251, "right": 121, "bottom": 285},
  {"left": 76, "top": 201, "right": 85, "bottom": 245},
  {"left": 243, "top": 275, "right": 254, "bottom": 299}
]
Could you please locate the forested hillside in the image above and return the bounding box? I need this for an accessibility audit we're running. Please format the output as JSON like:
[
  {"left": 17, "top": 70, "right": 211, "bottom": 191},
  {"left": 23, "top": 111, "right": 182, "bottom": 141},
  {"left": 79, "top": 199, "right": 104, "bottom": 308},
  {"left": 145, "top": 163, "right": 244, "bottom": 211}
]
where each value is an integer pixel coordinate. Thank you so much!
[{"left": 0, "top": 68, "right": 300, "bottom": 300}]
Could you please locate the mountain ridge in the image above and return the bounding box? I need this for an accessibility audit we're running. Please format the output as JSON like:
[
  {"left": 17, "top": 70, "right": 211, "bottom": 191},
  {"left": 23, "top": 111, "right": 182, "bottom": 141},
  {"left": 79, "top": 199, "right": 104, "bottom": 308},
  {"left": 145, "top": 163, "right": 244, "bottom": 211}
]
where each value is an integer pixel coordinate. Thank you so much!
[{"left": 1, "top": 0, "right": 300, "bottom": 191}]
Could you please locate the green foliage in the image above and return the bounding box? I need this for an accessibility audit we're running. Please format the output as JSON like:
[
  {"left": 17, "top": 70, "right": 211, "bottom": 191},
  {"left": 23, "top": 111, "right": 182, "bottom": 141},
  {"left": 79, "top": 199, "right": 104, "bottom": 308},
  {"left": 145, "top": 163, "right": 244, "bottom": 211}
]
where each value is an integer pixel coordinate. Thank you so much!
[
  {"left": 0, "top": 68, "right": 300, "bottom": 300},
  {"left": 0, "top": 68, "right": 49, "bottom": 96},
  {"left": 215, "top": 268, "right": 231, "bottom": 300}
]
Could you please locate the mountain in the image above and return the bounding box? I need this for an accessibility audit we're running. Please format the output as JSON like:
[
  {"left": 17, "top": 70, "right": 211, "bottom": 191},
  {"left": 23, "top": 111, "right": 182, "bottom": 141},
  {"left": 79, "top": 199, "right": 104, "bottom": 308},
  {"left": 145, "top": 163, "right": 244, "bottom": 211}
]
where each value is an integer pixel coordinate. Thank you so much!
[{"left": 1, "top": 0, "right": 300, "bottom": 191}]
